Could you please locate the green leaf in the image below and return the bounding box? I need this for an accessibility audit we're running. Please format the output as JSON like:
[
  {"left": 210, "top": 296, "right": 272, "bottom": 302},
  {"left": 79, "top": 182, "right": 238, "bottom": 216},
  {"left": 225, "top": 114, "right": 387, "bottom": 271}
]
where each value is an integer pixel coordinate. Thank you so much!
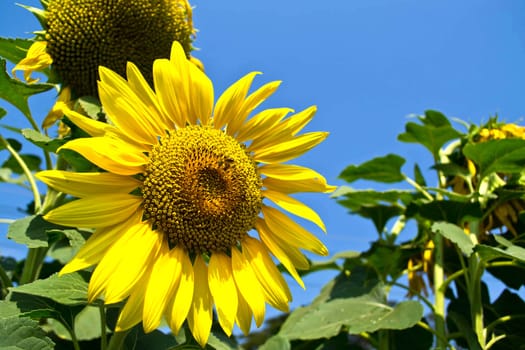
[
  {"left": 0, "top": 107, "right": 6, "bottom": 120},
  {"left": 433, "top": 162, "right": 471, "bottom": 178},
  {"left": 9, "top": 272, "right": 89, "bottom": 306},
  {"left": 334, "top": 187, "right": 413, "bottom": 211},
  {"left": 2, "top": 154, "right": 41, "bottom": 174},
  {"left": 0, "top": 168, "right": 28, "bottom": 186},
  {"left": 48, "top": 306, "right": 106, "bottom": 341},
  {"left": 7, "top": 215, "right": 66, "bottom": 248},
  {"left": 0, "top": 317, "right": 55, "bottom": 350},
  {"left": 47, "top": 229, "right": 89, "bottom": 264},
  {"left": 21, "top": 129, "right": 65, "bottom": 153},
  {"left": 463, "top": 139, "right": 525, "bottom": 180},
  {"left": 432, "top": 222, "right": 474, "bottom": 256},
  {"left": 475, "top": 237, "right": 525, "bottom": 263},
  {"left": 77, "top": 96, "right": 103, "bottom": 120},
  {"left": 0, "top": 38, "right": 33, "bottom": 65},
  {"left": 398, "top": 111, "right": 461, "bottom": 157},
  {"left": 0, "top": 138, "right": 22, "bottom": 152},
  {"left": 0, "top": 301, "right": 22, "bottom": 319},
  {"left": 414, "top": 163, "right": 427, "bottom": 186},
  {"left": 339, "top": 154, "right": 405, "bottom": 183},
  {"left": 259, "top": 336, "right": 290, "bottom": 350},
  {"left": 407, "top": 199, "right": 482, "bottom": 224},
  {"left": 280, "top": 290, "right": 423, "bottom": 340},
  {"left": 357, "top": 204, "right": 404, "bottom": 233},
  {"left": 0, "top": 59, "right": 54, "bottom": 118}
]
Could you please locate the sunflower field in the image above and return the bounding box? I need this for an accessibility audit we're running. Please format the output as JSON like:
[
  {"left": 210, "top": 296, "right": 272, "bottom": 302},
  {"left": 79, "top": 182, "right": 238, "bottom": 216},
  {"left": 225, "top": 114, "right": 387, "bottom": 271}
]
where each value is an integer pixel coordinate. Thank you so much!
[{"left": 1, "top": 1, "right": 524, "bottom": 350}]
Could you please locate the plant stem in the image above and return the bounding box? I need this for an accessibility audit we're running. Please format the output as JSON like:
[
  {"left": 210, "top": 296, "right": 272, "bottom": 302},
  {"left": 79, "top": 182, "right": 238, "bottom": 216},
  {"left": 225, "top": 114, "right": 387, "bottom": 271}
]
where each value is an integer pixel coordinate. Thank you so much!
[
  {"left": 19, "top": 247, "right": 48, "bottom": 285},
  {"left": 107, "top": 330, "right": 130, "bottom": 350},
  {"left": 99, "top": 304, "right": 108, "bottom": 350},
  {"left": 0, "top": 134, "right": 42, "bottom": 213},
  {"left": 467, "top": 222, "right": 485, "bottom": 348},
  {"left": 433, "top": 232, "right": 448, "bottom": 349},
  {"left": 0, "top": 263, "right": 13, "bottom": 297}
]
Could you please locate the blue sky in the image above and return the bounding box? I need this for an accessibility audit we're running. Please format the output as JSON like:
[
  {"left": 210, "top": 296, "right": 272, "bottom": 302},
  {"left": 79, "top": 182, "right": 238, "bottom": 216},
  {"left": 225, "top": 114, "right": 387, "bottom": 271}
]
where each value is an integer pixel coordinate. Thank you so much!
[{"left": 1, "top": 0, "right": 525, "bottom": 315}]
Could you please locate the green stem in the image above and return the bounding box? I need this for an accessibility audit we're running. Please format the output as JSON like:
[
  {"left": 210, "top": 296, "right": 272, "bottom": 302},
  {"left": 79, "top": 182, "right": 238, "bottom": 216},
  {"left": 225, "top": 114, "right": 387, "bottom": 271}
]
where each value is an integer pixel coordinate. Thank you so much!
[
  {"left": 439, "top": 268, "right": 466, "bottom": 293},
  {"left": 0, "top": 134, "right": 41, "bottom": 213},
  {"left": 467, "top": 222, "right": 485, "bottom": 348},
  {"left": 19, "top": 247, "right": 48, "bottom": 285},
  {"left": 99, "top": 304, "right": 108, "bottom": 350},
  {"left": 0, "top": 263, "right": 13, "bottom": 297},
  {"left": 485, "top": 314, "right": 525, "bottom": 337},
  {"left": 0, "top": 218, "right": 15, "bottom": 224},
  {"left": 485, "top": 334, "right": 506, "bottom": 350},
  {"left": 404, "top": 175, "right": 434, "bottom": 201},
  {"left": 391, "top": 281, "right": 435, "bottom": 312},
  {"left": 107, "top": 330, "right": 130, "bottom": 350},
  {"left": 433, "top": 232, "right": 448, "bottom": 349},
  {"left": 416, "top": 321, "right": 453, "bottom": 349}
]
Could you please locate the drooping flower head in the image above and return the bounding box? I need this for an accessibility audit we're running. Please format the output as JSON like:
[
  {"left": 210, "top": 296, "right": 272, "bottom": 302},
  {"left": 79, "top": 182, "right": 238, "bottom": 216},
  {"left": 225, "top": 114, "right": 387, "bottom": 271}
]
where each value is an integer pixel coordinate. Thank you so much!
[
  {"left": 37, "top": 42, "right": 333, "bottom": 347},
  {"left": 13, "top": 0, "right": 195, "bottom": 98}
]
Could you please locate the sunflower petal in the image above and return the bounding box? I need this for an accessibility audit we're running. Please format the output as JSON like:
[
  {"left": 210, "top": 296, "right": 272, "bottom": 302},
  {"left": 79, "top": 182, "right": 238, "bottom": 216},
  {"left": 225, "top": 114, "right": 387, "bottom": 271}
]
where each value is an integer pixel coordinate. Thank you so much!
[
  {"left": 213, "top": 72, "right": 260, "bottom": 130},
  {"left": 166, "top": 246, "right": 194, "bottom": 335},
  {"left": 153, "top": 58, "right": 187, "bottom": 128},
  {"left": 261, "top": 164, "right": 336, "bottom": 193},
  {"left": 226, "top": 80, "right": 281, "bottom": 136},
  {"left": 44, "top": 194, "right": 141, "bottom": 228},
  {"left": 62, "top": 107, "right": 115, "bottom": 137},
  {"left": 59, "top": 136, "right": 147, "bottom": 175},
  {"left": 262, "top": 206, "right": 328, "bottom": 256},
  {"left": 242, "top": 236, "right": 291, "bottom": 311},
  {"left": 115, "top": 276, "right": 148, "bottom": 331},
  {"left": 187, "top": 60, "right": 214, "bottom": 125},
  {"left": 37, "top": 170, "right": 140, "bottom": 198},
  {"left": 256, "top": 218, "right": 305, "bottom": 288},
  {"left": 235, "top": 291, "right": 253, "bottom": 336},
  {"left": 142, "top": 241, "right": 181, "bottom": 333},
  {"left": 90, "top": 223, "right": 162, "bottom": 304},
  {"left": 236, "top": 108, "right": 293, "bottom": 143},
  {"left": 263, "top": 189, "right": 326, "bottom": 232},
  {"left": 99, "top": 66, "right": 163, "bottom": 144},
  {"left": 252, "top": 132, "right": 329, "bottom": 164},
  {"left": 207, "top": 252, "right": 238, "bottom": 336},
  {"left": 231, "top": 248, "right": 265, "bottom": 327},
  {"left": 187, "top": 255, "right": 213, "bottom": 348}
]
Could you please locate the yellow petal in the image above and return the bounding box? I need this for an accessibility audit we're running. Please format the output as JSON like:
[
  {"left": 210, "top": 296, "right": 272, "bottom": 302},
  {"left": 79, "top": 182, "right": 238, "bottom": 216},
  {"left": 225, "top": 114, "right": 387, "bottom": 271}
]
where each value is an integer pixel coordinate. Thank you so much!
[
  {"left": 262, "top": 206, "right": 328, "bottom": 256},
  {"left": 59, "top": 136, "right": 147, "bottom": 175},
  {"left": 126, "top": 62, "right": 172, "bottom": 130},
  {"left": 263, "top": 189, "right": 326, "bottom": 232},
  {"left": 166, "top": 246, "right": 194, "bottom": 335},
  {"left": 89, "top": 223, "right": 162, "bottom": 304},
  {"left": 236, "top": 108, "right": 293, "bottom": 143},
  {"left": 12, "top": 41, "right": 52, "bottom": 83},
  {"left": 226, "top": 80, "right": 281, "bottom": 136},
  {"left": 187, "top": 59, "right": 214, "bottom": 125},
  {"left": 115, "top": 275, "right": 148, "bottom": 331},
  {"left": 260, "top": 164, "right": 336, "bottom": 194},
  {"left": 153, "top": 59, "right": 187, "bottom": 128},
  {"left": 235, "top": 291, "right": 253, "bottom": 336},
  {"left": 187, "top": 255, "right": 213, "bottom": 348},
  {"left": 59, "top": 224, "right": 128, "bottom": 275},
  {"left": 255, "top": 218, "right": 305, "bottom": 288},
  {"left": 98, "top": 66, "right": 163, "bottom": 144},
  {"left": 251, "top": 131, "right": 328, "bottom": 164},
  {"left": 61, "top": 107, "right": 115, "bottom": 137},
  {"left": 142, "top": 241, "right": 181, "bottom": 333},
  {"left": 36, "top": 170, "right": 140, "bottom": 198},
  {"left": 249, "top": 106, "right": 317, "bottom": 151},
  {"left": 231, "top": 248, "right": 265, "bottom": 327},
  {"left": 44, "top": 194, "right": 141, "bottom": 228},
  {"left": 213, "top": 72, "right": 260, "bottom": 130},
  {"left": 208, "top": 252, "right": 238, "bottom": 336},
  {"left": 242, "top": 236, "right": 291, "bottom": 312}
]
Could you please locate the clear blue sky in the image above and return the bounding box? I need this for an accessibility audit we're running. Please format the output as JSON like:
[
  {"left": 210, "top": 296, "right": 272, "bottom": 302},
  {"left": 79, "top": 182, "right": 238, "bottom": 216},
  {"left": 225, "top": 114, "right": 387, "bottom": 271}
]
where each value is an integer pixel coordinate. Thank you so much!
[{"left": 1, "top": 0, "right": 525, "bottom": 313}]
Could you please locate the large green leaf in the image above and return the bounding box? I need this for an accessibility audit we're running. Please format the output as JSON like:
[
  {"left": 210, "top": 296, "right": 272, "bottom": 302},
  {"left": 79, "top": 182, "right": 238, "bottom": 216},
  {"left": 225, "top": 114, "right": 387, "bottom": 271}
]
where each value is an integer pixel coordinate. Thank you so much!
[
  {"left": 0, "top": 38, "right": 33, "bottom": 65},
  {"left": 432, "top": 222, "right": 474, "bottom": 256},
  {"left": 463, "top": 139, "right": 525, "bottom": 180},
  {"left": 7, "top": 215, "right": 67, "bottom": 248},
  {"left": 334, "top": 187, "right": 414, "bottom": 211},
  {"left": 259, "top": 336, "right": 290, "bottom": 350},
  {"left": 0, "top": 59, "right": 54, "bottom": 118},
  {"left": 357, "top": 204, "right": 404, "bottom": 234},
  {"left": 0, "top": 317, "right": 55, "bottom": 350},
  {"left": 21, "top": 129, "right": 65, "bottom": 153},
  {"left": 9, "top": 272, "right": 89, "bottom": 306},
  {"left": 279, "top": 292, "right": 423, "bottom": 340},
  {"left": 398, "top": 110, "right": 461, "bottom": 157},
  {"left": 475, "top": 237, "right": 525, "bottom": 264},
  {"left": 339, "top": 154, "right": 405, "bottom": 183},
  {"left": 48, "top": 306, "right": 106, "bottom": 341}
]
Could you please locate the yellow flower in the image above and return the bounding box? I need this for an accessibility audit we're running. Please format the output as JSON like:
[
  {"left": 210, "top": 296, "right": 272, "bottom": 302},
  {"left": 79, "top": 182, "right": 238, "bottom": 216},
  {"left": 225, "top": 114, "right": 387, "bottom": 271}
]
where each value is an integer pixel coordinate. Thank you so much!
[
  {"left": 37, "top": 42, "right": 333, "bottom": 346},
  {"left": 42, "top": 87, "right": 73, "bottom": 135},
  {"left": 15, "top": 0, "right": 195, "bottom": 98},
  {"left": 12, "top": 41, "right": 52, "bottom": 83}
]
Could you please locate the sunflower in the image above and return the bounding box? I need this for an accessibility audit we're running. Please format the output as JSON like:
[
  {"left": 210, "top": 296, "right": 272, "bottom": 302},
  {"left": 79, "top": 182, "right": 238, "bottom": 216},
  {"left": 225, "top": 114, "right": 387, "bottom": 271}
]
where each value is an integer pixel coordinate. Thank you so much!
[
  {"left": 13, "top": 0, "right": 195, "bottom": 98},
  {"left": 37, "top": 41, "right": 333, "bottom": 346}
]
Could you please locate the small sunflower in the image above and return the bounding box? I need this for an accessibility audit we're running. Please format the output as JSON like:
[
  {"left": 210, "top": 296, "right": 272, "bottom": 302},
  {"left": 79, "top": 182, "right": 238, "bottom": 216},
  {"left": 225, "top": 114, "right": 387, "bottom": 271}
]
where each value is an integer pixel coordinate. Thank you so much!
[
  {"left": 37, "top": 42, "right": 333, "bottom": 346},
  {"left": 13, "top": 0, "right": 195, "bottom": 98}
]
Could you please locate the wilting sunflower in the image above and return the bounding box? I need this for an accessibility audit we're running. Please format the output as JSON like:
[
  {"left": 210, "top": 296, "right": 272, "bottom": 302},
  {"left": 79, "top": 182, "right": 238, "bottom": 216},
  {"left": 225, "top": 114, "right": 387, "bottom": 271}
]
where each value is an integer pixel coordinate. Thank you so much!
[
  {"left": 13, "top": 0, "right": 195, "bottom": 98},
  {"left": 37, "top": 42, "right": 333, "bottom": 346}
]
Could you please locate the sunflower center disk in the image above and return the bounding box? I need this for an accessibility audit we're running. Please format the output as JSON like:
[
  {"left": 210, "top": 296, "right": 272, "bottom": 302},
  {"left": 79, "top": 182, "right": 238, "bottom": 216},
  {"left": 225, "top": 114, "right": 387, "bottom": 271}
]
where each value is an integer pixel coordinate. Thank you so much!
[{"left": 142, "top": 126, "right": 262, "bottom": 254}]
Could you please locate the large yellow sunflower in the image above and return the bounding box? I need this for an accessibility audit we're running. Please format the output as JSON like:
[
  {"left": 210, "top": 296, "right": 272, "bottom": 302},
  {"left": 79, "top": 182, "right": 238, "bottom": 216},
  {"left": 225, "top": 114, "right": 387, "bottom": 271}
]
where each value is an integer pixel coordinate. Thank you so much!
[{"left": 37, "top": 42, "right": 333, "bottom": 346}]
